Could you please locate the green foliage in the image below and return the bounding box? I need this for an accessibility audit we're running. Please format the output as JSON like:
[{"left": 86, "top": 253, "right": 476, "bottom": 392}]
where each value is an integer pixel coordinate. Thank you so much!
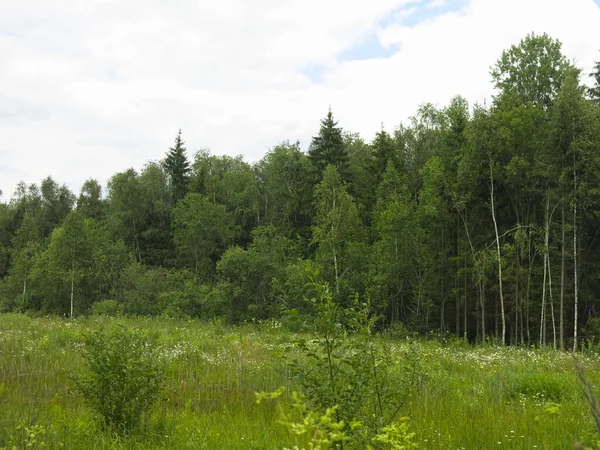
[
  {"left": 258, "top": 388, "right": 349, "bottom": 450},
  {"left": 257, "top": 388, "right": 418, "bottom": 450},
  {"left": 77, "top": 179, "right": 105, "bottom": 221},
  {"left": 163, "top": 129, "right": 191, "bottom": 204},
  {"left": 588, "top": 53, "right": 600, "bottom": 105},
  {"left": 255, "top": 142, "right": 313, "bottom": 234},
  {"left": 309, "top": 109, "right": 349, "bottom": 180},
  {"left": 91, "top": 299, "right": 124, "bottom": 317},
  {"left": 491, "top": 32, "right": 570, "bottom": 109},
  {"left": 285, "top": 280, "right": 420, "bottom": 448},
  {"left": 312, "top": 165, "right": 365, "bottom": 299},
  {"left": 74, "top": 325, "right": 165, "bottom": 432},
  {"left": 3, "top": 422, "right": 50, "bottom": 450},
  {"left": 0, "top": 314, "right": 599, "bottom": 448},
  {"left": 172, "top": 193, "right": 234, "bottom": 280},
  {"left": 31, "top": 211, "right": 130, "bottom": 315}
]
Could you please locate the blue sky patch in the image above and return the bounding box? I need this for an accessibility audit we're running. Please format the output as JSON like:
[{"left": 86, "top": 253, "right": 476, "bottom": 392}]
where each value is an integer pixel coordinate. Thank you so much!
[
  {"left": 301, "top": 0, "right": 468, "bottom": 78},
  {"left": 299, "top": 64, "right": 328, "bottom": 83},
  {"left": 337, "top": 0, "right": 466, "bottom": 63},
  {"left": 338, "top": 32, "right": 400, "bottom": 62},
  {"left": 397, "top": 0, "right": 469, "bottom": 27}
]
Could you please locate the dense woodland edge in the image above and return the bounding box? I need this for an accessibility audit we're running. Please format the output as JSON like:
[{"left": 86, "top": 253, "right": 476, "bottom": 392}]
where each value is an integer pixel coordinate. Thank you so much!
[{"left": 2, "top": 32, "right": 600, "bottom": 349}]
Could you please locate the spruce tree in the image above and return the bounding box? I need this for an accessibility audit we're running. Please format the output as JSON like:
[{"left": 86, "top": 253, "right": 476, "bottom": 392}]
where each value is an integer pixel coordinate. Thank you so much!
[
  {"left": 164, "top": 129, "right": 191, "bottom": 203},
  {"left": 590, "top": 54, "right": 600, "bottom": 105},
  {"left": 308, "top": 108, "right": 349, "bottom": 180}
]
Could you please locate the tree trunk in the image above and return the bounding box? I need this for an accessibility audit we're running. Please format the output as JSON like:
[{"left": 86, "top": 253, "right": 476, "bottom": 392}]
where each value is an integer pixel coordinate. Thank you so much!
[
  {"left": 560, "top": 204, "right": 565, "bottom": 350},
  {"left": 70, "top": 259, "right": 75, "bottom": 318},
  {"left": 541, "top": 249, "right": 547, "bottom": 347},
  {"left": 331, "top": 241, "right": 339, "bottom": 295},
  {"left": 490, "top": 161, "right": 506, "bottom": 344},
  {"left": 573, "top": 193, "right": 578, "bottom": 352},
  {"left": 540, "top": 196, "right": 550, "bottom": 346},
  {"left": 548, "top": 254, "right": 556, "bottom": 350},
  {"left": 22, "top": 276, "right": 27, "bottom": 310},
  {"left": 480, "top": 281, "right": 486, "bottom": 343}
]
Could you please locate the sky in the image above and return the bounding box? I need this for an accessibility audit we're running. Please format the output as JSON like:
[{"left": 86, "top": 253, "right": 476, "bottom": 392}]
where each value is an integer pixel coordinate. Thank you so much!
[{"left": 1, "top": 0, "right": 600, "bottom": 199}]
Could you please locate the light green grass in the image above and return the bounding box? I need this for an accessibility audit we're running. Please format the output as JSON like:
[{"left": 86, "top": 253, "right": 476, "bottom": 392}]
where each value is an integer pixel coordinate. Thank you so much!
[{"left": 0, "top": 313, "right": 598, "bottom": 449}]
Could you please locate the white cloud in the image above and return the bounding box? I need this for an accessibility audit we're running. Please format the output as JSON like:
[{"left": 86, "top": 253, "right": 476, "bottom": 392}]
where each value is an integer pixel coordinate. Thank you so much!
[{"left": 0, "top": 0, "right": 599, "bottom": 198}]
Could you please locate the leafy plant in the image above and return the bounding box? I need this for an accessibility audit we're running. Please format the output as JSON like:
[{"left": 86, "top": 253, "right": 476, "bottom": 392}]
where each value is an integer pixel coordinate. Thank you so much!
[
  {"left": 284, "top": 279, "right": 420, "bottom": 448},
  {"left": 90, "top": 299, "right": 124, "bottom": 317},
  {"left": 74, "top": 325, "right": 165, "bottom": 432}
]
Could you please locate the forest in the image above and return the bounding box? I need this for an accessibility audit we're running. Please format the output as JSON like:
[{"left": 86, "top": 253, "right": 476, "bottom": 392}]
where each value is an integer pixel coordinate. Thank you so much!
[{"left": 1, "top": 32, "right": 600, "bottom": 349}]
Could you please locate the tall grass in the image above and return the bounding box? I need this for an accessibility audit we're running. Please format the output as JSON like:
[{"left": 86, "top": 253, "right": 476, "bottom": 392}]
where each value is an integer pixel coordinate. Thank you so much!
[{"left": 0, "top": 313, "right": 598, "bottom": 449}]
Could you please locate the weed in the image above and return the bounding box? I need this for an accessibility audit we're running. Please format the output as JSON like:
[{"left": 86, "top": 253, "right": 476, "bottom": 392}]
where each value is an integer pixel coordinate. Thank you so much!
[{"left": 73, "top": 325, "right": 165, "bottom": 433}]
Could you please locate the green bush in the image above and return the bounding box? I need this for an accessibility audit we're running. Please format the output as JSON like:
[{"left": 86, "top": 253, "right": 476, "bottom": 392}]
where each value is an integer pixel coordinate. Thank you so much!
[
  {"left": 74, "top": 325, "right": 165, "bottom": 432},
  {"left": 284, "top": 281, "right": 420, "bottom": 448},
  {"left": 91, "top": 299, "right": 124, "bottom": 317}
]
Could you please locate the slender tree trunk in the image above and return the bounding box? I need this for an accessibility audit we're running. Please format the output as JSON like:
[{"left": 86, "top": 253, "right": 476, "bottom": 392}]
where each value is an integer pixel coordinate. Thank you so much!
[
  {"left": 440, "top": 224, "right": 445, "bottom": 333},
  {"left": 573, "top": 189, "right": 578, "bottom": 352},
  {"left": 490, "top": 161, "right": 506, "bottom": 344},
  {"left": 541, "top": 249, "right": 547, "bottom": 347},
  {"left": 540, "top": 197, "right": 550, "bottom": 346},
  {"left": 22, "top": 276, "right": 27, "bottom": 310},
  {"left": 515, "top": 248, "right": 520, "bottom": 346},
  {"left": 457, "top": 208, "right": 476, "bottom": 342},
  {"left": 331, "top": 239, "right": 339, "bottom": 295},
  {"left": 464, "top": 237, "right": 468, "bottom": 341},
  {"left": 70, "top": 259, "right": 75, "bottom": 318},
  {"left": 480, "top": 281, "right": 486, "bottom": 343},
  {"left": 526, "top": 227, "right": 534, "bottom": 346},
  {"left": 560, "top": 205, "right": 565, "bottom": 350},
  {"left": 132, "top": 218, "right": 142, "bottom": 264},
  {"left": 548, "top": 254, "right": 556, "bottom": 350}
]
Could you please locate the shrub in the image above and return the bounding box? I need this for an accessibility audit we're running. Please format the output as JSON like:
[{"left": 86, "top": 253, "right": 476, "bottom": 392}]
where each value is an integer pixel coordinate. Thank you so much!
[
  {"left": 282, "top": 281, "right": 420, "bottom": 448},
  {"left": 91, "top": 299, "right": 124, "bottom": 317},
  {"left": 74, "top": 325, "right": 165, "bottom": 432}
]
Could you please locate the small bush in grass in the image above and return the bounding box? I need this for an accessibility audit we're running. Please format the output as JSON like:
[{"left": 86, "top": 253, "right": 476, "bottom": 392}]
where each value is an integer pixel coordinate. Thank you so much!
[
  {"left": 74, "top": 325, "right": 165, "bottom": 433},
  {"left": 91, "top": 299, "right": 124, "bottom": 317}
]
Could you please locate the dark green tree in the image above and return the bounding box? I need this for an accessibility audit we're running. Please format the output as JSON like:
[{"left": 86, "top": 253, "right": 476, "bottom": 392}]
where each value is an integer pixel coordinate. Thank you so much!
[
  {"left": 312, "top": 165, "right": 364, "bottom": 298},
  {"left": 590, "top": 53, "right": 600, "bottom": 105},
  {"left": 164, "top": 129, "right": 191, "bottom": 203},
  {"left": 308, "top": 108, "right": 349, "bottom": 180},
  {"left": 172, "top": 193, "right": 235, "bottom": 281},
  {"left": 491, "top": 32, "right": 570, "bottom": 109},
  {"left": 77, "top": 179, "right": 105, "bottom": 221},
  {"left": 371, "top": 127, "right": 400, "bottom": 183}
]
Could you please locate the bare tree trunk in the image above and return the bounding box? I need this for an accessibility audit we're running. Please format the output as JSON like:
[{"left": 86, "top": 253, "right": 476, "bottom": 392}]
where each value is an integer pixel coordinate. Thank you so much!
[
  {"left": 540, "top": 196, "right": 550, "bottom": 346},
  {"left": 490, "top": 161, "right": 506, "bottom": 345},
  {"left": 440, "top": 224, "right": 445, "bottom": 333},
  {"left": 480, "top": 281, "right": 486, "bottom": 343},
  {"left": 331, "top": 242, "right": 339, "bottom": 295},
  {"left": 515, "top": 248, "right": 520, "bottom": 346},
  {"left": 132, "top": 218, "right": 142, "bottom": 264},
  {"left": 548, "top": 254, "right": 556, "bottom": 350},
  {"left": 526, "top": 226, "right": 534, "bottom": 346},
  {"left": 464, "top": 241, "right": 468, "bottom": 342},
  {"left": 22, "top": 276, "right": 27, "bottom": 310},
  {"left": 540, "top": 248, "right": 547, "bottom": 347},
  {"left": 573, "top": 194, "right": 579, "bottom": 352},
  {"left": 560, "top": 205, "right": 565, "bottom": 350},
  {"left": 457, "top": 208, "right": 477, "bottom": 342},
  {"left": 70, "top": 259, "right": 74, "bottom": 318}
]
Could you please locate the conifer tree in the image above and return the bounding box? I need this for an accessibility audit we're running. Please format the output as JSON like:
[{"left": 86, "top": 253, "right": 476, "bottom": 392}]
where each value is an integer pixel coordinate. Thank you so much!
[
  {"left": 590, "top": 54, "right": 600, "bottom": 105},
  {"left": 164, "top": 129, "right": 191, "bottom": 204},
  {"left": 308, "top": 108, "right": 349, "bottom": 180}
]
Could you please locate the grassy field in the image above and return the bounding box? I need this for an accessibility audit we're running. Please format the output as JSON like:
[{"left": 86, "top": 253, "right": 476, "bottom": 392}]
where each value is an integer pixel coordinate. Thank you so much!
[{"left": 0, "top": 313, "right": 599, "bottom": 449}]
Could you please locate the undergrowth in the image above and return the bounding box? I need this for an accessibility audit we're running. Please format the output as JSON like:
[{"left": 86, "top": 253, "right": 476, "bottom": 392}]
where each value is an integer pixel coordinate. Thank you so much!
[{"left": 0, "top": 312, "right": 599, "bottom": 448}]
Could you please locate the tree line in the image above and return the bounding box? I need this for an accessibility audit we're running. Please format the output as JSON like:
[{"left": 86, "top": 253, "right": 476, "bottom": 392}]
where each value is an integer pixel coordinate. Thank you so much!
[{"left": 1, "top": 33, "right": 600, "bottom": 348}]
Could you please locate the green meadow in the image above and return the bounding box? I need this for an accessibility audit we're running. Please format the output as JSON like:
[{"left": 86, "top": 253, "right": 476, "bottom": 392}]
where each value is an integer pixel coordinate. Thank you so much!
[{"left": 0, "top": 313, "right": 599, "bottom": 449}]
